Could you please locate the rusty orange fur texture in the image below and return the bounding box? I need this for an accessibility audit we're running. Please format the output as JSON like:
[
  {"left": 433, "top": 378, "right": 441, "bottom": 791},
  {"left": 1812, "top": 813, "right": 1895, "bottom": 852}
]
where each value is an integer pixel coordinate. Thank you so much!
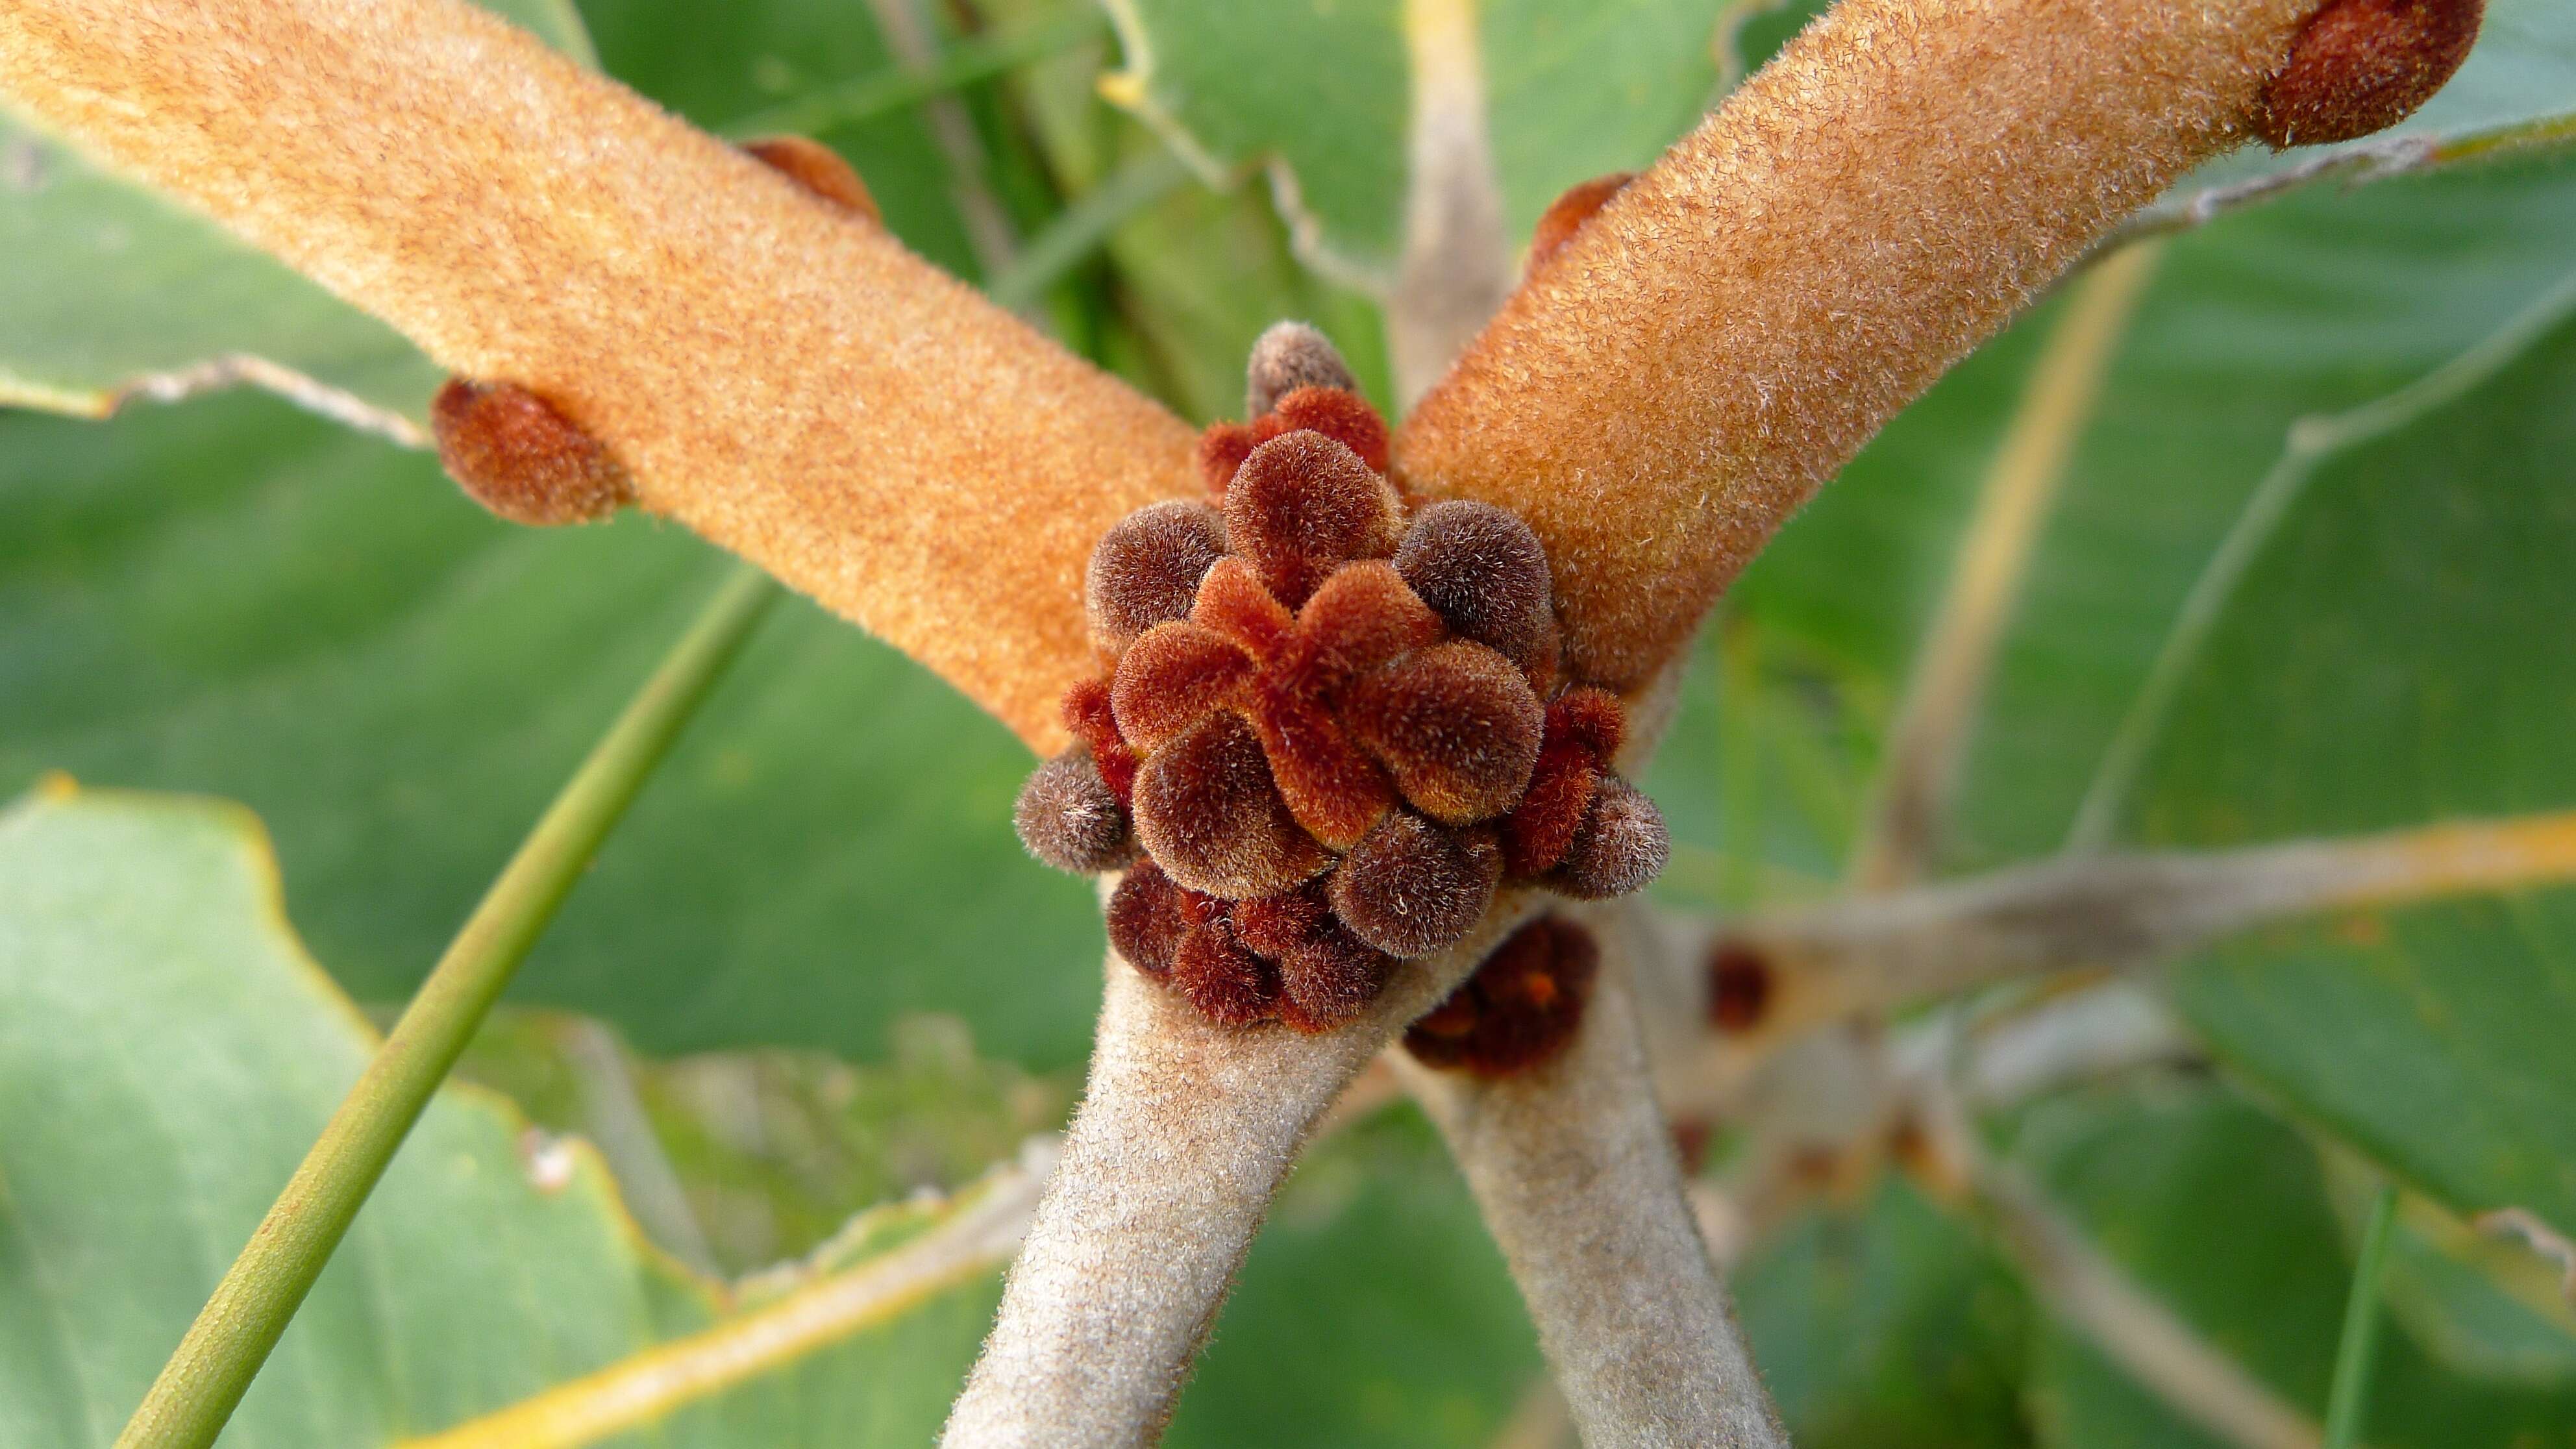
[
  {"left": 1393, "top": 0, "right": 2323, "bottom": 690},
  {"left": 2254, "top": 0, "right": 2486, "bottom": 147},
  {"left": 429, "top": 378, "right": 635, "bottom": 525},
  {"left": 0, "top": 0, "right": 1196, "bottom": 751}
]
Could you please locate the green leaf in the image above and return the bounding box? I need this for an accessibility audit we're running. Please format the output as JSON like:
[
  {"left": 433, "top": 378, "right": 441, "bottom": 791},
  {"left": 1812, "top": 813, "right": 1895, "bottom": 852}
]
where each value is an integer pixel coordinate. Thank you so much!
[
  {"left": 2015, "top": 1081, "right": 2576, "bottom": 1448},
  {"left": 2094, "top": 281, "right": 2576, "bottom": 1239},
  {"left": 0, "top": 0, "right": 592, "bottom": 434},
  {"left": 0, "top": 394, "right": 1105, "bottom": 1072},
  {"left": 0, "top": 786, "right": 1002, "bottom": 1448},
  {"left": 1101, "top": 0, "right": 1740, "bottom": 283},
  {"left": 1733, "top": 1177, "right": 2035, "bottom": 1448}
]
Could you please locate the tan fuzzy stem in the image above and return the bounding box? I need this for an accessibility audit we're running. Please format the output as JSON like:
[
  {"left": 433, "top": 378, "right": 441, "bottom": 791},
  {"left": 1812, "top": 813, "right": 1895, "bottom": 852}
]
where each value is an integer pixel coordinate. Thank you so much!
[
  {"left": 1393, "top": 0, "right": 2315, "bottom": 689},
  {"left": 1400, "top": 914, "right": 1787, "bottom": 1448},
  {"left": 943, "top": 890, "right": 1539, "bottom": 1448},
  {"left": 0, "top": 0, "right": 1196, "bottom": 750}
]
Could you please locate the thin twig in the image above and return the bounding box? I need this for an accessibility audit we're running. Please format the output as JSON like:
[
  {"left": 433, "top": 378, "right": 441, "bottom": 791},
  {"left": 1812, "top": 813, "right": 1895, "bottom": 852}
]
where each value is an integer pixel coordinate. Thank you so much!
[
  {"left": 1386, "top": 0, "right": 1514, "bottom": 408},
  {"left": 1399, "top": 904, "right": 1789, "bottom": 1448},
  {"left": 395, "top": 1142, "right": 1051, "bottom": 1449},
  {"left": 941, "top": 892, "right": 1543, "bottom": 1448},
  {"left": 1715, "top": 810, "right": 2576, "bottom": 1046},
  {"left": 1852, "top": 242, "right": 2164, "bottom": 889},
  {"left": 113, "top": 564, "right": 777, "bottom": 1449}
]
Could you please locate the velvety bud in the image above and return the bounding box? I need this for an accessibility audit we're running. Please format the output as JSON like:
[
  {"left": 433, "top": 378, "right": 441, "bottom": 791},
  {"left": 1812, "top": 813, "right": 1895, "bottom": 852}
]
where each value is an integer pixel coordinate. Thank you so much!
[
  {"left": 1394, "top": 500, "right": 1558, "bottom": 673},
  {"left": 2254, "top": 0, "right": 2483, "bottom": 149},
  {"left": 740, "top": 134, "right": 880, "bottom": 220},
  {"left": 1171, "top": 915, "right": 1280, "bottom": 1026},
  {"left": 1552, "top": 774, "right": 1669, "bottom": 900},
  {"left": 1245, "top": 321, "right": 1360, "bottom": 417},
  {"left": 1224, "top": 432, "right": 1402, "bottom": 607},
  {"left": 1132, "top": 712, "right": 1333, "bottom": 898},
  {"left": 1276, "top": 926, "right": 1394, "bottom": 1033},
  {"left": 1525, "top": 172, "right": 1633, "bottom": 277},
  {"left": 1085, "top": 501, "right": 1230, "bottom": 652},
  {"left": 1105, "top": 860, "right": 1208, "bottom": 976},
  {"left": 1345, "top": 642, "right": 1544, "bottom": 824},
  {"left": 430, "top": 378, "right": 634, "bottom": 526},
  {"left": 1111, "top": 622, "right": 1254, "bottom": 752},
  {"left": 1330, "top": 812, "right": 1500, "bottom": 958},
  {"left": 1013, "top": 746, "right": 1133, "bottom": 873}
]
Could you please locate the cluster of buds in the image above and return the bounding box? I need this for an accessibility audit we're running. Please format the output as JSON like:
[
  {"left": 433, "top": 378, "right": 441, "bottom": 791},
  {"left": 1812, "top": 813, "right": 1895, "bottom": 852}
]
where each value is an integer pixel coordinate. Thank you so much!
[
  {"left": 1403, "top": 913, "right": 1600, "bottom": 1076},
  {"left": 1015, "top": 323, "right": 1667, "bottom": 1032}
]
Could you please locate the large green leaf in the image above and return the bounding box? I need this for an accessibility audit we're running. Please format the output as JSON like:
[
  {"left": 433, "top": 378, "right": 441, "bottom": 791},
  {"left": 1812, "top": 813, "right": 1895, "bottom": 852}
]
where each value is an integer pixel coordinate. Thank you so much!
[
  {"left": 0, "top": 0, "right": 591, "bottom": 434},
  {"left": 1101, "top": 0, "right": 1739, "bottom": 282},
  {"left": 1733, "top": 1177, "right": 2034, "bottom": 1448},
  {"left": 0, "top": 395, "right": 1105, "bottom": 1071},
  {"left": 2101, "top": 283, "right": 2576, "bottom": 1238},
  {"left": 0, "top": 786, "right": 1002, "bottom": 1448},
  {"left": 2016, "top": 1082, "right": 2576, "bottom": 1448}
]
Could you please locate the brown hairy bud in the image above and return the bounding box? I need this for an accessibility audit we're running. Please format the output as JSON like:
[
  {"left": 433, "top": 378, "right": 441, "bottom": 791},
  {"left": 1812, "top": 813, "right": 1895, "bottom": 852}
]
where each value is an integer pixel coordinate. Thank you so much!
[
  {"left": 1394, "top": 500, "right": 1559, "bottom": 678},
  {"left": 1345, "top": 641, "right": 1544, "bottom": 824},
  {"left": 739, "top": 134, "right": 880, "bottom": 221},
  {"left": 1501, "top": 687, "right": 1630, "bottom": 876},
  {"left": 1554, "top": 775, "right": 1670, "bottom": 900},
  {"left": 1171, "top": 915, "right": 1282, "bottom": 1026},
  {"left": 1086, "top": 501, "right": 1228, "bottom": 652},
  {"left": 1111, "top": 623, "right": 1257, "bottom": 752},
  {"left": 1224, "top": 432, "right": 1403, "bottom": 606},
  {"left": 1104, "top": 861, "right": 1204, "bottom": 976},
  {"left": 1059, "top": 678, "right": 1138, "bottom": 803},
  {"left": 1525, "top": 171, "right": 1634, "bottom": 277},
  {"left": 429, "top": 377, "right": 634, "bottom": 525},
  {"left": 1404, "top": 914, "right": 1600, "bottom": 1076},
  {"left": 1330, "top": 812, "right": 1501, "bottom": 958},
  {"left": 1705, "top": 940, "right": 1774, "bottom": 1034},
  {"left": 1013, "top": 746, "right": 1133, "bottom": 873},
  {"left": 2255, "top": 0, "right": 2484, "bottom": 148},
  {"left": 1197, "top": 388, "right": 1393, "bottom": 493},
  {"left": 1276, "top": 926, "right": 1394, "bottom": 1032},
  {"left": 1245, "top": 321, "right": 1360, "bottom": 417},
  {"left": 1132, "top": 712, "right": 1333, "bottom": 897}
]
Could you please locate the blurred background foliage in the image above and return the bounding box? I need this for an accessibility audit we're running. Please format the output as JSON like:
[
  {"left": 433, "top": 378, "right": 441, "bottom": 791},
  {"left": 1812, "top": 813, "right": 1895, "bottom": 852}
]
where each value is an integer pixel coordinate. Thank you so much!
[{"left": 5, "top": 0, "right": 2576, "bottom": 1444}]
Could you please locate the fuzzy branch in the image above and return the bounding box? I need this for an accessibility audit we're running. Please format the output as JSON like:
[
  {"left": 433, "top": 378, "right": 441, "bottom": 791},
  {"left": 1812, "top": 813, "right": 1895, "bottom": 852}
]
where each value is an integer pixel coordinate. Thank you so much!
[
  {"left": 0, "top": 0, "right": 1196, "bottom": 750},
  {"left": 1392, "top": 0, "right": 2316, "bottom": 689},
  {"left": 941, "top": 892, "right": 1541, "bottom": 1448},
  {"left": 1399, "top": 906, "right": 1787, "bottom": 1448}
]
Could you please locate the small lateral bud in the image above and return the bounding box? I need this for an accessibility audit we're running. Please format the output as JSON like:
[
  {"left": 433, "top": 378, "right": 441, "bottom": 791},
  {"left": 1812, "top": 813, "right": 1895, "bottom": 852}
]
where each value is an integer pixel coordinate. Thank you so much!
[
  {"left": 1087, "top": 501, "right": 1229, "bottom": 653},
  {"left": 1394, "top": 500, "right": 1558, "bottom": 675},
  {"left": 1013, "top": 746, "right": 1133, "bottom": 873},
  {"left": 1553, "top": 775, "right": 1669, "bottom": 900},
  {"left": 1403, "top": 913, "right": 1600, "bottom": 1077},
  {"left": 430, "top": 377, "right": 634, "bottom": 526},
  {"left": 1245, "top": 321, "right": 1360, "bottom": 417},
  {"left": 2254, "top": 0, "right": 2484, "bottom": 149},
  {"left": 741, "top": 135, "right": 882, "bottom": 221},
  {"left": 1330, "top": 811, "right": 1500, "bottom": 958},
  {"left": 1525, "top": 171, "right": 1633, "bottom": 277}
]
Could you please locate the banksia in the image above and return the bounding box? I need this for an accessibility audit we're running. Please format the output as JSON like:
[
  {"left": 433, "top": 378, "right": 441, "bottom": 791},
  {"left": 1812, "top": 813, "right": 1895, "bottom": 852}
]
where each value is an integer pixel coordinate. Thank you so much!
[
  {"left": 1404, "top": 914, "right": 1601, "bottom": 1076},
  {"left": 1020, "top": 325, "right": 1668, "bottom": 1030}
]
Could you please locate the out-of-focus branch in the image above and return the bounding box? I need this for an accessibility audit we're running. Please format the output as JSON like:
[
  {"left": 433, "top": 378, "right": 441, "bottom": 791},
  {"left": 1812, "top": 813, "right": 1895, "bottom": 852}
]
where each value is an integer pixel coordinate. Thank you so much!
[
  {"left": 1393, "top": 0, "right": 2320, "bottom": 690},
  {"left": 1710, "top": 810, "right": 2576, "bottom": 1048},
  {"left": 1399, "top": 905, "right": 1787, "bottom": 1448},
  {"left": 0, "top": 0, "right": 1196, "bottom": 750},
  {"left": 940, "top": 891, "right": 1542, "bottom": 1448},
  {"left": 1386, "top": 0, "right": 1513, "bottom": 408}
]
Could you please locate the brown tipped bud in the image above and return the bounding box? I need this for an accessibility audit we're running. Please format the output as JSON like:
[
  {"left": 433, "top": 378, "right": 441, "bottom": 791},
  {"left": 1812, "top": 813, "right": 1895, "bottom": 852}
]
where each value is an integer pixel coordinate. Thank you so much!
[
  {"left": 1394, "top": 500, "right": 1558, "bottom": 674},
  {"left": 2255, "top": 0, "right": 2483, "bottom": 148},
  {"left": 1171, "top": 915, "right": 1282, "bottom": 1026},
  {"left": 1106, "top": 861, "right": 1203, "bottom": 975},
  {"left": 1085, "top": 501, "right": 1230, "bottom": 654},
  {"left": 1245, "top": 321, "right": 1360, "bottom": 417},
  {"left": 1280, "top": 560, "right": 1447, "bottom": 694},
  {"left": 1269, "top": 387, "right": 1391, "bottom": 477},
  {"left": 430, "top": 378, "right": 634, "bottom": 525},
  {"left": 1552, "top": 774, "right": 1669, "bottom": 900},
  {"left": 1132, "top": 713, "right": 1333, "bottom": 898},
  {"left": 1330, "top": 813, "right": 1500, "bottom": 958},
  {"left": 1402, "top": 914, "right": 1600, "bottom": 1076},
  {"left": 1013, "top": 746, "right": 1134, "bottom": 873},
  {"left": 1224, "top": 432, "right": 1404, "bottom": 607},
  {"left": 741, "top": 135, "right": 881, "bottom": 221},
  {"left": 1110, "top": 623, "right": 1255, "bottom": 753},
  {"left": 1346, "top": 642, "right": 1544, "bottom": 824},
  {"left": 1276, "top": 926, "right": 1394, "bottom": 1034},
  {"left": 1525, "top": 171, "right": 1634, "bottom": 277},
  {"left": 1706, "top": 940, "right": 1774, "bottom": 1034}
]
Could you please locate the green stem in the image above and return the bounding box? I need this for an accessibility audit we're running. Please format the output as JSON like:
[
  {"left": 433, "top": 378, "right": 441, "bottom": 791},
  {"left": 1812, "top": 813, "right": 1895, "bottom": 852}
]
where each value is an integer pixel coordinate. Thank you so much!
[
  {"left": 721, "top": 8, "right": 1106, "bottom": 142},
  {"left": 2323, "top": 1183, "right": 2401, "bottom": 1449},
  {"left": 115, "top": 562, "right": 779, "bottom": 1449},
  {"left": 986, "top": 150, "right": 1191, "bottom": 312}
]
